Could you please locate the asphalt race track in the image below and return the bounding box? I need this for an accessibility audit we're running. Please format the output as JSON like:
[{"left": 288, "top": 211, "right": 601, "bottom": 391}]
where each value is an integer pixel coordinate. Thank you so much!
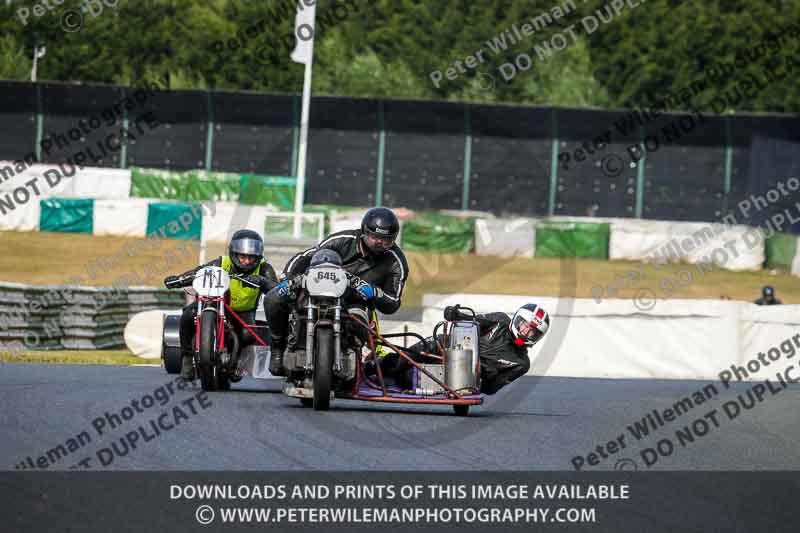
[{"left": 2, "top": 364, "right": 799, "bottom": 471}]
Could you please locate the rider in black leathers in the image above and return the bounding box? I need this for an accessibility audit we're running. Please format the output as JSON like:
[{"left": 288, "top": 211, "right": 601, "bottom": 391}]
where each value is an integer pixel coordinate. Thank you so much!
[
  {"left": 264, "top": 207, "right": 409, "bottom": 375},
  {"left": 380, "top": 303, "right": 550, "bottom": 395}
]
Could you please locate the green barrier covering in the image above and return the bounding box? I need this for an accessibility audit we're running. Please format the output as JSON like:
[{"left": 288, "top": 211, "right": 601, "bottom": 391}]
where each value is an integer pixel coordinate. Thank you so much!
[
  {"left": 146, "top": 202, "right": 202, "bottom": 240},
  {"left": 764, "top": 233, "right": 797, "bottom": 269},
  {"left": 39, "top": 199, "right": 94, "bottom": 234},
  {"left": 401, "top": 212, "right": 475, "bottom": 253},
  {"left": 535, "top": 221, "right": 610, "bottom": 258},
  {"left": 131, "top": 168, "right": 240, "bottom": 202},
  {"left": 239, "top": 175, "right": 295, "bottom": 209},
  {"left": 263, "top": 215, "right": 321, "bottom": 240}
]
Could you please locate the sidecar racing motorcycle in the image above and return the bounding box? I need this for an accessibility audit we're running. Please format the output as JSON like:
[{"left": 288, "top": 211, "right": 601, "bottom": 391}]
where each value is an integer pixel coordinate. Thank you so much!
[
  {"left": 279, "top": 252, "right": 483, "bottom": 415},
  {"left": 162, "top": 266, "right": 272, "bottom": 391}
]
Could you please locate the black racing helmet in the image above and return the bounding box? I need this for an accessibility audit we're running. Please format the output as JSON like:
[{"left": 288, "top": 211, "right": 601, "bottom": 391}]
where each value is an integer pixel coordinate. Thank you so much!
[
  {"left": 309, "top": 249, "right": 343, "bottom": 268},
  {"left": 360, "top": 207, "right": 399, "bottom": 255},
  {"left": 228, "top": 229, "right": 264, "bottom": 273},
  {"left": 762, "top": 285, "right": 775, "bottom": 300}
]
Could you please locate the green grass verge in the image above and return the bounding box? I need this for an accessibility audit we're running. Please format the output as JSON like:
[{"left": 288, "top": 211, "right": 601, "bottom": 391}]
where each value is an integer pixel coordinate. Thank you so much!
[{"left": 1, "top": 349, "right": 155, "bottom": 365}]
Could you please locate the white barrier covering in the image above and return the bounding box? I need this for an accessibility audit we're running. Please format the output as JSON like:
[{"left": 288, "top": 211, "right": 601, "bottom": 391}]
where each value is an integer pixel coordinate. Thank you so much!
[
  {"left": 200, "top": 202, "right": 278, "bottom": 244},
  {"left": 93, "top": 198, "right": 150, "bottom": 237},
  {"left": 0, "top": 198, "right": 39, "bottom": 231},
  {"left": 124, "top": 309, "right": 177, "bottom": 359},
  {"left": 329, "top": 211, "right": 364, "bottom": 233},
  {"left": 0, "top": 162, "right": 131, "bottom": 199},
  {"left": 423, "top": 293, "right": 799, "bottom": 381},
  {"left": 475, "top": 218, "right": 535, "bottom": 258},
  {"left": 609, "top": 218, "right": 763, "bottom": 271}
]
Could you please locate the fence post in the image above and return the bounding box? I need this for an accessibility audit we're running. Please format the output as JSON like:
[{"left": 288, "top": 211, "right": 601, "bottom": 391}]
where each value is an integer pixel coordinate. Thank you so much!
[
  {"left": 291, "top": 94, "right": 300, "bottom": 177},
  {"left": 204, "top": 90, "right": 215, "bottom": 171},
  {"left": 376, "top": 100, "right": 386, "bottom": 207},
  {"left": 35, "top": 83, "right": 44, "bottom": 162},
  {"left": 723, "top": 114, "right": 733, "bottom": 214},
  {"left": 461, "top": 104, "right": 472, "bottom": 211},
  {"left": 548, "top": 108, "right": 558, "bottom": 216},
  {"left": 634, "top": 125, "right": 646, "bottom": 218},
  {"left": 119, "top": 87, "right": 128, "bottom": 169}
]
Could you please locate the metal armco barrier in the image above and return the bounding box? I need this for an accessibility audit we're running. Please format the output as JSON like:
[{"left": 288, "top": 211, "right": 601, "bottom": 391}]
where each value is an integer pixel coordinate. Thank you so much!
[{"left": 0, "top": 282, "right": 184, "bottom": 355}]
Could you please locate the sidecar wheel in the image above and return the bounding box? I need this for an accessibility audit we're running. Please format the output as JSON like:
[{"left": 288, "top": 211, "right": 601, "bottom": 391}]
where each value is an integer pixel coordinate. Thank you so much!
[{"left": 453, "top": 404, "right": 469, "bottom": 417}]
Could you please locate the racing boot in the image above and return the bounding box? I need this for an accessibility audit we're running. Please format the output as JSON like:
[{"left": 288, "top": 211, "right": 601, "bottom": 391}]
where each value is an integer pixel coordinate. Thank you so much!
[
  {"left": 269, "top": 335, "right": 286, "bottom": 376},
  {"left": 180, "top": 351, "right": 195, "bottom": 381}
]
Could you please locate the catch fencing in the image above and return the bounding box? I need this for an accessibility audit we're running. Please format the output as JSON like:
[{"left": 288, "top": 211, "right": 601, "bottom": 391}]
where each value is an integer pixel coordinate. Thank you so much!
[
  {"left": 0, "top": 282, "right": 184, "bottom": 356},
  {"left": 0, "top": 80, "right": 798, "bottom": 228}
]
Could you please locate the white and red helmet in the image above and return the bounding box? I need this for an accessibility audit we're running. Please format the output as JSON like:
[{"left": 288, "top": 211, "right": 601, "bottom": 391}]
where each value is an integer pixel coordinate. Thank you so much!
[{"left": 510, "top": 304, "right": 550, "bottom": 347}]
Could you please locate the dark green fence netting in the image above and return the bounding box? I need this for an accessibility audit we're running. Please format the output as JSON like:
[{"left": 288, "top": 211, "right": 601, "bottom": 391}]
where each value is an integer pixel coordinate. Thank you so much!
[
  {"left": 146, "top": 202, "right": 202, "bottom": 240},
  {"left": 401, "top": 212, "right": 475, "bottom": 253},
  {"left": 535, "top": 221, "right": 610, "bottom": 258},
  {"left": 39, "top": 199, "right": 94, "bottom": 234},
  {"left": 764, "top": 233, "right": 797, "bottom": 269}
]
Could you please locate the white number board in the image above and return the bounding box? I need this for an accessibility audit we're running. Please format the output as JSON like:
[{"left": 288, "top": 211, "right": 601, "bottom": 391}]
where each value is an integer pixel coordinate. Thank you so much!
[
  {"left": 306, "top": 266, "right": 348, "bottom": 297},
  {"left": 192, "top": 266, "right": 230, "bottom": 298}
]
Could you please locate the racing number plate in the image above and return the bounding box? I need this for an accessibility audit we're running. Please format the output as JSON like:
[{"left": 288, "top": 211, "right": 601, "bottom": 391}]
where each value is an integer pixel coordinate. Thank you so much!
[
  {"left": 306, "top": 266, "right": 348, "bottom": 297},
  {"left": 192, "top": 266, "right": 230, "bottom": 298}
]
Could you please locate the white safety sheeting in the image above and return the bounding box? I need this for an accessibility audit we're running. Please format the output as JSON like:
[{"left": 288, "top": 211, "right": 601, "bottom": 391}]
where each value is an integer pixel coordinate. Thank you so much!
[
  {"left": 424, "top": 294, "right": 797, "bottom": 381},
  {"left": 200, "top": 202, "right": 278, "bottom": 244},
  {"left": 609, "top": 218, "right": 763, "bottom": 271},
  {"left": 0, "top": 198, "right": 40, "bottom": 231},
  {"left": 329, "top": 211, "right": 363, "bottom": 234},
  {"left": 475, "top": 218, "right": 535, "bottom": 258},
  {"left": 124, "top": 309, "right": 179, "bottom": 359},
  {"left": 0, "top": 162, "right": 130, "bottom": 199},
  {"left": 93, "top": 199, "right": 150, "bottom": 237}
]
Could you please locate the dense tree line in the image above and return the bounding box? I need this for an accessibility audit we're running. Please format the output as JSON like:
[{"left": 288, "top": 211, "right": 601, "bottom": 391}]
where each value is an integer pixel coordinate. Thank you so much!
[{"left": 1, "top": 0, "right": 798, "bottom": 112}]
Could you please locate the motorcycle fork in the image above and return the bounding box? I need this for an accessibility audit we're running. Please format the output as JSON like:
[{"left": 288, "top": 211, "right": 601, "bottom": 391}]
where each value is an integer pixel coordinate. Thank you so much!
[
  {"left": 216, "top": 298, "right": 226, "bottom": 352},
  {"left": 333, "top": 300, "right": 342, "bottom": 373},
  {"left": 304, "top": 301, "right": 316, "bottom": 369}
]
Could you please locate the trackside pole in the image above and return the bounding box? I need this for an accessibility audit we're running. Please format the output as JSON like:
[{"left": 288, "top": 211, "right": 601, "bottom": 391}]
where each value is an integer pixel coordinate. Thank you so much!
[{"left": 291, "top": 3, "right": 317, "bottom": 239}]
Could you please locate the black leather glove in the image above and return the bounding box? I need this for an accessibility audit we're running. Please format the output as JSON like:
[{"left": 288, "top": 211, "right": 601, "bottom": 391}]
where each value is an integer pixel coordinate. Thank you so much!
[
  {"left": 443, "top": 305, "right": 460, "bottom": 321},
  {"left": 164, "top": 275, "right": 181, "bottom": 289},
  {"left": 244, "top": 275, "right": 268, "bottom": 289}
]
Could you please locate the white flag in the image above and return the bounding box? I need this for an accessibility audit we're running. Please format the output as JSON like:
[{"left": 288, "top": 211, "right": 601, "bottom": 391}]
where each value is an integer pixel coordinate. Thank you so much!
[{"left": 290, "top": 0, "right": 317, "bottom": 64}]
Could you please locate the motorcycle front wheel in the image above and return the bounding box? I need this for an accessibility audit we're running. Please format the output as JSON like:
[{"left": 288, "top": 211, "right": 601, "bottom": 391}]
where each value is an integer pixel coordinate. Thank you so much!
[
  {"left": 198, "top": 310, "right": 219, "bottom": 391},
  {"left": 313, "top": 328, "right": 334, "bottom": 411}
]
